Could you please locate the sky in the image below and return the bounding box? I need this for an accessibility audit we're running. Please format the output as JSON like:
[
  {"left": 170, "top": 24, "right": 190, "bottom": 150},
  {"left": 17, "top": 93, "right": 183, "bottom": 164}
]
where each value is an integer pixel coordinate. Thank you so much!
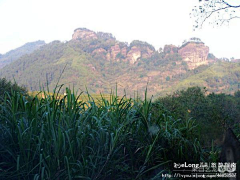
[{"left": 0, "top": 0, "right": 240, "bottom": 59}]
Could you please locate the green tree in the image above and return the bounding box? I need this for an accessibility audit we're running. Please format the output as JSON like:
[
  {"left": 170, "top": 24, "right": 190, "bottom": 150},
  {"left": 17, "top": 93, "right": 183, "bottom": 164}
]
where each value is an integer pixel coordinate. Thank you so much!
[{"left": 0, "top": 78, "right": 27, "bottom": 100}]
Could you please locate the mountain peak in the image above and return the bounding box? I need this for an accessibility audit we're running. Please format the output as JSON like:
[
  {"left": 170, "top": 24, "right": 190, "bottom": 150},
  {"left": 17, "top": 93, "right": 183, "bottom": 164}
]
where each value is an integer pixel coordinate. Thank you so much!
[
  {"left": 72, "top": 28, "right": 98, "bottom": 40},
  {"left": 178, "top": 39, "right": 210, "bottom": 70}
]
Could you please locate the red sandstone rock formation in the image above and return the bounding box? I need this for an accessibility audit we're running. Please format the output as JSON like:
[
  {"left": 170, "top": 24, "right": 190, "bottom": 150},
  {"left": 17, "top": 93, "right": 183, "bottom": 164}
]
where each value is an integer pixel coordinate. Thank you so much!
[
  {"left": 126, "top": 46, "right": 141, "bottom": 64},
  {"left": 110, "top": 44, "right": 121, "bottom": 61},
  {"left": 92, "top": 48, "right": 107, "bottom": 59},
  {"left": 178, "top": 42, "right": 209, "bottom": 69},
  {"left": 72, "top": 28, "right": 154, "bottom": 64},
  {"left": 72, "top": 28, "right": 98, "bottom": 40}
]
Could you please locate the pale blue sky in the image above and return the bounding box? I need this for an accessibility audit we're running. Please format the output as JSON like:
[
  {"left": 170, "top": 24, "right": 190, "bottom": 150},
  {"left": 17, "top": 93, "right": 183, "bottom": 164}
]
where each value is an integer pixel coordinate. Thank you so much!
[{"left": 0, "top": 0, "right": 240, "bottom": 58}]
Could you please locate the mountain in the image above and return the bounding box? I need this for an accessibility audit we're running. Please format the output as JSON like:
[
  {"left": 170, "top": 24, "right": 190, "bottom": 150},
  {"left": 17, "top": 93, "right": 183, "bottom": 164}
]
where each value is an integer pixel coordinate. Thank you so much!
[
  {"left": 0, "top": 28, "right": 239, "bottom": 97},
  {"left": 0, "top": 40, "right": 45, "bottom": 68}
]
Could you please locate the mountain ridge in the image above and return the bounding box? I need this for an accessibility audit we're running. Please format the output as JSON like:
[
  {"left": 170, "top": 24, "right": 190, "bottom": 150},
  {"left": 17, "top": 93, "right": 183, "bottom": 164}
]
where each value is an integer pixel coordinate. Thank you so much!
[
  {"left": 0, "top": 28, "right": 239, "bottom": 97},
  {"left": 0, "top": 40, "right": 45, "bottom": 68}
]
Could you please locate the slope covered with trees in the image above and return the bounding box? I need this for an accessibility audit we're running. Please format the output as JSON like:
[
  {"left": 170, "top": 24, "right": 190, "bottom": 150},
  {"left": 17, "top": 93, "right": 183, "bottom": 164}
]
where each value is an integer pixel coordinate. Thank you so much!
[
  {"left": 0, "top": 40, "right": 45, "bottom": 68},
  {"left": 0, "top": 29, "right": 239, "bottom": 97}
]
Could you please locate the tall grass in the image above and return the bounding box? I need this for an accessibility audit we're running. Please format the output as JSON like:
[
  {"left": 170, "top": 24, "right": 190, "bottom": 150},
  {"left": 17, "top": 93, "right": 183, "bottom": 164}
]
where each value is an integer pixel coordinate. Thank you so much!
[{"left": 0, "top": 87, "right": 204, "bottom": 179}]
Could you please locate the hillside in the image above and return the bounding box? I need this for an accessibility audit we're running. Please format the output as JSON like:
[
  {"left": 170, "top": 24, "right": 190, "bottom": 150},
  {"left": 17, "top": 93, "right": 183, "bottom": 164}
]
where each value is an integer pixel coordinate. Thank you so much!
[
  {"left": 0, "top": 28, "right": 239, "bottom": 97},
  {"left": 156, "top": 61, "right": 240, "bottom": 96},
  {"left": 0, "top": 40, "right": 45, "bottom": 68}
]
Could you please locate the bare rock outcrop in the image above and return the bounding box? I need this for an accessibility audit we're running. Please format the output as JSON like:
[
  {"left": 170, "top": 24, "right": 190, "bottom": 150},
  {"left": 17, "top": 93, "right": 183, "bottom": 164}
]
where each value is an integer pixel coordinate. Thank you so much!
[
  {"left": 125, "top": 41, "right": 155, "bottom": 64},
  {"left": 178, "top": 39, "right": 209, "bottom": 69},
  {"left": 72, "top": 28, "right": 98, "bottom": 40},
  {"left": 72, "top": 29, "right": 155, "bottom": 64},
  {"left": 126, "top": 46, "right": 141, "bottom": 64},
  {"left": 110, "top": 44, "right": 121, "bottom": 61},
  {"left": 92, "top": 48, "right": 107, "bottom": 59},
  {"left": 106, "top": 43, "right": 154, "bottom": 64}
]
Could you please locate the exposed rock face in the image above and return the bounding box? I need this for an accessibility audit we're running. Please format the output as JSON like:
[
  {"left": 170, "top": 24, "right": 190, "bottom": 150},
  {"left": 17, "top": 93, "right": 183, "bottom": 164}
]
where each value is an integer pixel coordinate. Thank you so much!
[
  {"left": 126, "top": 46, "right": 141, "bottom": 64},
  {"left": 72, "top": 28, "right": 155, "bottom": 64},
  {"left": 92, "top": 48, "right": 107, "bottom": 54},
  {"left": 106, "top": 52, "right": 111, "bottom": 61},
  {"left": 103, "top": 44, "right": 127, "bottom": 62},
  {"left": 178, "top": 42, "right": 209, "bottom": 70},
  {"left": 125, "top": 42, "right": 154, "bottom": 64},
  {"left": 72, "top": 30, "right": 209, "bottom": 68},
  {"left": 92, "top": 48, "right": 107, "bottom": 59},
  {"left": 121, "top": 47, "right": 127, "bottom": 58},
  {"left": 110, "top": 44, "right": 121, "bottom": 61},
  {"left": 106, "top": 42, "right": 154, "bottom": 63},
  {"left": 72, "top": 28, "right": 98, "bottom": 40},
  {"left": 142, "top": 47, "right": 154, "bottom": 59}
]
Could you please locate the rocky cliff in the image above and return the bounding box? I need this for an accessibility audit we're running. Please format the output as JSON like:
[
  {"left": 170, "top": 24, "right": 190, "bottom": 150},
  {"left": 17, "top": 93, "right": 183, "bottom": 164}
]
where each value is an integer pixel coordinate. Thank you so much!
[
  {"left": 72, "top": 28, "right": 155, "bottom": 64},
  {"left": 72, "top": 28, "right": 98, "bottom": 40},
  {"left": 178, "top": 42, "right": 209, "bottom": 69},
  {"left": 72, "top": 29, "right": 211, "bottom": 68}
]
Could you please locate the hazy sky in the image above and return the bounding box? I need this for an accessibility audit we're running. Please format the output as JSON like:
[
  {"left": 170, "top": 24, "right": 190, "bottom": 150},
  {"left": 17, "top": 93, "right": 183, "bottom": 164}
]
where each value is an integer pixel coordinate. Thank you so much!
[{"left": 0, "top": 0, "right": 240, "bottom": 58}]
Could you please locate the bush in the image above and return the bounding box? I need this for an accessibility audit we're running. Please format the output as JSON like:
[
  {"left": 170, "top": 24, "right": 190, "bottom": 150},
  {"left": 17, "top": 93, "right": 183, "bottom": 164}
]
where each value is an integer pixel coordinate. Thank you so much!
[
  {"left": 166, "top": 76, "right": 170, "bottom": 81},
  {"left": 0, "top": 78, "right": 27, "bottom": 100}
]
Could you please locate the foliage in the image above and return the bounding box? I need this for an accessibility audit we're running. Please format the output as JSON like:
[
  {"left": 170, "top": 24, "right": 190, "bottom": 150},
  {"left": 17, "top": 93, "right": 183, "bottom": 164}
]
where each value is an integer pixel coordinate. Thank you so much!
[
  {"left": 0, "top": 87, "right": 204, "bottom": 179},
  {"left": 166, "top": 76, "right": 170, "bottom": 81},
  {"left": 154, "top": 87, "right": 240, "bottom": 146},
  {"left": 167, "top": 62, "right": 240, "bottom": 96},
  {"left": 0, "top": 78, "right": 27, "bottom": 101},
  {"left": 0, "top": 40, "right": 45, "bottom": 68},
  {"left": 129, "top": 40, "right": 155, "bottom": 51},
  {"left": 207, "top": 53, "right": 216, "bottom": 60}
]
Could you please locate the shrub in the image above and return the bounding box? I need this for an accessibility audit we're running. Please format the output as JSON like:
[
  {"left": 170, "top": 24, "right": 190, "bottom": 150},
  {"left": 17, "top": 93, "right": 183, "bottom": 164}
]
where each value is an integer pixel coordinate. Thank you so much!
[
  {"left": 166, "top": 76, "right": 170, "bottom": 81},
  {"left": 0, "top": 78, "right": 27, "bottom": 100}
]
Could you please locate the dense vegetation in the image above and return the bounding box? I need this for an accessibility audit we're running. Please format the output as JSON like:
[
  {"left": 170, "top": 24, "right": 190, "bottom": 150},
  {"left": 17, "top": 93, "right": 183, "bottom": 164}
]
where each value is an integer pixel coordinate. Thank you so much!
[
  {"left": 154, "top": 87, "right": 240, "bottom": 145},
  {"left": 0, "top": 78, "right": 27, "bottom": 100},
  {"left": 0, "top": 81, "right": 239, "bottom": 179}
]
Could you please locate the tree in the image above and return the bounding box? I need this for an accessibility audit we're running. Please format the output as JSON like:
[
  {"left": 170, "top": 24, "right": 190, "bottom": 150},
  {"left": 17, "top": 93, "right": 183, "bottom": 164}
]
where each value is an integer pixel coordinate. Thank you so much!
[
  {"left": 191, "top": 0, "right": 240, "bottom": 29},
  {"left": 0, "top": 78, "right": 27, "bottom": 101},
  {"left": 166, "top": 76, "right": 170, "bottom": 81}
]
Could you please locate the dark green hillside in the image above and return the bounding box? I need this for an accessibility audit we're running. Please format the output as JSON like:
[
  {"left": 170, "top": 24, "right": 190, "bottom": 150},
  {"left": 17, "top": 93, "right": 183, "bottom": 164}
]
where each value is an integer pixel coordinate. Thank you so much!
[{"left": 0, "top": 40, "right": 45, "bottom": 68}]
